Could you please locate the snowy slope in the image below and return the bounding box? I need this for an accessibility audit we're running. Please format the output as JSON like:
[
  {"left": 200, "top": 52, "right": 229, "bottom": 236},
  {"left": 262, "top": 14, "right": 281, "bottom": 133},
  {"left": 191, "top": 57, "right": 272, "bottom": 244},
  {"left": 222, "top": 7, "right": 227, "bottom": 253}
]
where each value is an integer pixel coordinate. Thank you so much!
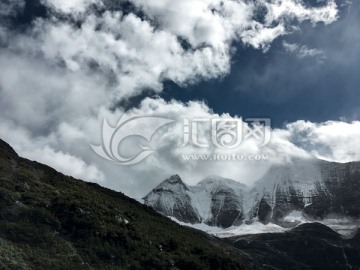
[
  {"left": 169, "top": 212, "right": 360, "bottom": 238},
  {"left": 144, "top": 158, "right": 360, "bottom": 233},
  {"left": 144, "top": 175, "right": 248, "bottom": 227},
  {"left": 252, "top": 158, "right": 324, "bottom": 207},
  {"left": 143, "top": 174, "right": 200, "bottom": 223},
  {"left": 249, "top": 158, "right": 360, "bottom": 224},
  {"left": 246, "top": 158, "right": 327, "bottom": 223}
]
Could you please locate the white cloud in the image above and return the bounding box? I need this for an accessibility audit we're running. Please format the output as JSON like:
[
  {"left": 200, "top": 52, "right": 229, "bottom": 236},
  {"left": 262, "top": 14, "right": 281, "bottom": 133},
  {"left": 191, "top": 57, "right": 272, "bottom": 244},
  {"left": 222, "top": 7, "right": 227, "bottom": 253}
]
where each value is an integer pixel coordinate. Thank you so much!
[
  {"left": 130, "top": 0, "right": 338, "bottom": 51},
  {"left": 262, "top": 0, "right": 338, "bottom": 25},
  {"left": 283, "top": 41, "right": 326, "bottom": 62},
  {"left": 0, "top": 53, "right": 108, "bottom": 130},
  {"left": 0, "top": 119, "right": 105, "bottom": 183},
  {"left": 241, "top": 23, "right": 286, "bottom": 50},
  {"left": 41, "top": 0, "right": 102, "bottom": 14},
  {"left": 285, "top": 120, "right": 360, "bottom": 162},
  {"left": 35, "top": 11, "right": 231, "bottom": 97}
]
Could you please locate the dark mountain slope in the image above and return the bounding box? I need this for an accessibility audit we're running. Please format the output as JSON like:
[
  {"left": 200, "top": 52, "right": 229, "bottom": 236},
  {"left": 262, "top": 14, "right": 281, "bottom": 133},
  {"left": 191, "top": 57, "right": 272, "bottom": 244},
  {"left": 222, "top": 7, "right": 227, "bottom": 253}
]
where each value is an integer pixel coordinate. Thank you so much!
[
  {"left": 0, "top": 139, "right": 246, "bottom": 270},
  {"left": 226, "top": 223, "right": 360, "bottom": 269}
]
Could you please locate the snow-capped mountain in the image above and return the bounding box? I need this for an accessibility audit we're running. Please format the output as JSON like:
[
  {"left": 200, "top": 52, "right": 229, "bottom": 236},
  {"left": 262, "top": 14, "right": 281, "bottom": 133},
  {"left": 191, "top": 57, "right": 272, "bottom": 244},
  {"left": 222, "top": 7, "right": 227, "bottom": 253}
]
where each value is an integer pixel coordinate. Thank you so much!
[
  {"left": 143, "top": 175, "right": 248, "bottom": 227},
  {"left": 143, "top": 174, "right": 200, "bottom": 224},
  {"left": 144, "top": 158, "right": 360, "bottom": 229},
  {"left": 250, "top": 158, "right": 360, "bottom": 225}
]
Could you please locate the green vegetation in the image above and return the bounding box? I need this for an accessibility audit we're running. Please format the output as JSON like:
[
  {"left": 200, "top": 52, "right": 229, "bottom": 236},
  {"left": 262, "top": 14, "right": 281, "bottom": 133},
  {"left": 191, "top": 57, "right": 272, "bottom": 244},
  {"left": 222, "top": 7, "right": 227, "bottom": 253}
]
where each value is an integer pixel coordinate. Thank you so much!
[{"left": 0, "top": 139, "right": 247, "bottom": 269}]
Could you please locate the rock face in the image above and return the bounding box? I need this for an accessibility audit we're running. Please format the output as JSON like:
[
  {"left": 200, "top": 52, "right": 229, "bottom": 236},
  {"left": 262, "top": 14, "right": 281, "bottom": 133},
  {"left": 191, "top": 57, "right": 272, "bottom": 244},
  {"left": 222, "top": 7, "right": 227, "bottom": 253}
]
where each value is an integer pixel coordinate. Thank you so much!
[
  {"left": 143, "top": 175, "right": 247, "bottom": 227},
  {"left": 143, "top": 174, "right": 200, "bottom": 224},
  {"left": 144, "top": 158, "right": 360, "bottom": 228},
  {"left": 250, "top": 158, "right": 360, "bottom": 224}
]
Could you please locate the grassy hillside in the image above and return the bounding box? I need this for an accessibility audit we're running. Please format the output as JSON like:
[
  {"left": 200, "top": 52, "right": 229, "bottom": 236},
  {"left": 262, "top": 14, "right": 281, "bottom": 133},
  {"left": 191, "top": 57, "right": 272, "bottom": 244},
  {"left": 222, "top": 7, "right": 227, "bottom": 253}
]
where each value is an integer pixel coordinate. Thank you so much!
[{"left": 0, "top": 139, "right": 247, "bottom": 270}]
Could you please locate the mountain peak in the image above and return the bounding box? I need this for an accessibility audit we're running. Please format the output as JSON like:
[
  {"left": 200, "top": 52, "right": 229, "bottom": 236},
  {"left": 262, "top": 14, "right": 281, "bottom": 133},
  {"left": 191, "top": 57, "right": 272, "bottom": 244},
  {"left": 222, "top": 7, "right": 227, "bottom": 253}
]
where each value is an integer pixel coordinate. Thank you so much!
[
  {"left": 151, "top": 174, "right": 189, "bottom": 193},
  {"left": 199, "top": 175, "right": 227, "bottom": 183},
  {"left": 145, "top": 174, "right": 248, "bottom": 227},
  {"left": 143, "top": 174, "right": 200, "bottom": 224},
  {"left": 0, "top": 138, "right": 19, "bottom": 159},
  {"left": 198, "top": 175, "right": 247, "bottom": 190},
  {"left": 146, "top": 157, "right": 360, "bottom": 229},
  {"left": 165, "top": 174, "right": 183, "bottom": 184}
]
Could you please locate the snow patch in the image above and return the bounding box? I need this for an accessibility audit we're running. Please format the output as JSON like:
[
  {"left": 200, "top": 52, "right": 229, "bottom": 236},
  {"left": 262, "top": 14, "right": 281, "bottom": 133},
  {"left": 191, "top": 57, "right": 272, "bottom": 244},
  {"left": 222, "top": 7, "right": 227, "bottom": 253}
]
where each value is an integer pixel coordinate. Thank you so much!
[
  {"left": 169, "top": 215, "right": 360, "bottom": 238},
  {"left": 283, "top": 210, "right": 306, "bottom": 223},
  {"left": 213, "top": 222, "right": 287, "bottom": 238},
  {"left": 169, "top": 216, "right": 287, "bottom": 237}
]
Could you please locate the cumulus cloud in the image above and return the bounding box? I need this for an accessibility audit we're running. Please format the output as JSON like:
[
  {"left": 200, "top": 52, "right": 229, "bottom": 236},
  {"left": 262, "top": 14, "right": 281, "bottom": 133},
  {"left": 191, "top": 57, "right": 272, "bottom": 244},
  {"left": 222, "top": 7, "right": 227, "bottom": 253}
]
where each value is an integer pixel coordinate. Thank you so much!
[
  {"left": 0, "top": 119, "right": 105, "bottom": 182},
  {"left": 0, "top": 0, "right": 344, "bottom": 198},
  {"left": 261, "top": 0, "right": 338, "bottom": 25},
  {"left": 3, "top": 0, "right": 338, "bottom": 100},
  {"left": 1, "top": 94, "right": 359, "bottom": 199},
  {"left": 285, "top": 120, "right": 360, "bottom": 162},
  {"left": 41, "top": 0, "right": 102, "bottom": 14},
  {"left": 131, "top": 0, "right": 338, "bottom": 51},
  {"left": 86, "top": 98, "right": 360, "bottom": 197}
]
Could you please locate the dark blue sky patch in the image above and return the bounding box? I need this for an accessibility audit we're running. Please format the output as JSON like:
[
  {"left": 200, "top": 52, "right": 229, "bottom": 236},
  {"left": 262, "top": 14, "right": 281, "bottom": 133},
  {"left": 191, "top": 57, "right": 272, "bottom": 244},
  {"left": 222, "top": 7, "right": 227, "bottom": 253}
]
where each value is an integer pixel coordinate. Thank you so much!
[{"left": 155, "top": 2, "right": 360, "bottom": 128}]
